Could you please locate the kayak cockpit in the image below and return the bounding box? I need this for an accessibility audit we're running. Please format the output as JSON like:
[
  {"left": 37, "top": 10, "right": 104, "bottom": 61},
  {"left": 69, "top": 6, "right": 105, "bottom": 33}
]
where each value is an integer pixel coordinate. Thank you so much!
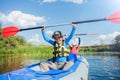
[{"left": 0, "top": 55, "right": 89, "bottom": 80}]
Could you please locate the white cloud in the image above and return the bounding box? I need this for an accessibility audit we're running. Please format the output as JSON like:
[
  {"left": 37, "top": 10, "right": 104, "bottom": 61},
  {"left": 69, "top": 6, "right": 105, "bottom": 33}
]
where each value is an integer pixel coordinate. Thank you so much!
[
  {"left": 28, "top": 34, "right": 41, "bottom": 43},
  {"left": 28, "top": 34, "right": 51, "bottom": 45},
  {"left": 79, "top": 32, "right": 120, "bottom": 46},
  {"left": 40, "top": 0, "right": 86, "bottom": 4},
  {"left": 69, "top": 38, "right": 78, "bottom": 45},
  {"left": 99, "top": 32, "right": 120, "bottom": 41},
  {"left": 89, "top": 40, "right": 101, "bottom": 45},
  {"left": 62, "top": 0, "right": 86, "bottom": 4},
  {"left": 0, "top": 11, "right": 46, "bottom": 28},
  {"left": 46, "top": 30, "right": 53, "bottom": 35},
  {"left": 89, "top": 32, "right": 120, "bottom": 45},
  {"left": 42, "top": 0, "right": 57, "bottom": 3}
]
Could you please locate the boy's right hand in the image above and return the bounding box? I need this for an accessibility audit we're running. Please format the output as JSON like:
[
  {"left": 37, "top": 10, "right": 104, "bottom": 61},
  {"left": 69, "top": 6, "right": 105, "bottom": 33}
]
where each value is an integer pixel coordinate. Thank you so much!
[
  {"left": 41, "top": 26, "right": 46, "bottom": 31},
  {"left": 71, "top": 22, "right": 76, "bottom": 28}
]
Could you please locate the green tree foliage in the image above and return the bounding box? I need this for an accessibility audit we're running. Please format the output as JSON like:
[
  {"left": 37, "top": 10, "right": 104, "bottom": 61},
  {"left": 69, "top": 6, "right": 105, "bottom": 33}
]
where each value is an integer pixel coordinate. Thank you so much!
[
  {"left": 0, "top": 27, "right": 26, "bottom": 49},
  {"left": 114, "top": 34, "right": 120, "bottom": 51},
  {"left": 115, "top": 35, "right": 120, "bottom": 43}
]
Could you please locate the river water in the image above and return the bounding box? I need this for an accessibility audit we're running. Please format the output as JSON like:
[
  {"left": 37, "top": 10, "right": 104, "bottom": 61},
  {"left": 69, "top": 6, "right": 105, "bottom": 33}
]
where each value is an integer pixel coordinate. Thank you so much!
[
  {"left": 86, "top": 55, "right": 120, "bottom": 80},
  {"left": 0, "top": 52, "right": 120, "bottom": 80}
]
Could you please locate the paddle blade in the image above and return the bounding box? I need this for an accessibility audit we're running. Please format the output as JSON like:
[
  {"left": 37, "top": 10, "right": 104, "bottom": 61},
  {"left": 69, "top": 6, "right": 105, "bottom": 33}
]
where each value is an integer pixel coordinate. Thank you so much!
[
  {"left": 107, "top": 11, "right": 120, "bottom": 24},
  {"left": 2, "top": 26, "right": 19, "bottom": 37}
]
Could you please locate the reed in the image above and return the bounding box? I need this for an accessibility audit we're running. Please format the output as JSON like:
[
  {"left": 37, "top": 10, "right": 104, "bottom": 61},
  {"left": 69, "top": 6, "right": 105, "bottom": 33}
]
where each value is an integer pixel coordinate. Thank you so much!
[{"left": 0, "top": 45, "right": 53, "bottom": 59}]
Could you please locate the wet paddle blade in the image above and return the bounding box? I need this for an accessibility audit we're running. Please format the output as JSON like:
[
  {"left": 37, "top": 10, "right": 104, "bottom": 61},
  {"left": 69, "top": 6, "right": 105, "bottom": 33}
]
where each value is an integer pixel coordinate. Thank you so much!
[
  {"left": 2, "top": 26, "right": 20, "bottom": 37},
  {"left": 107, "top": 11, "right": 120, "bottom": 24}
]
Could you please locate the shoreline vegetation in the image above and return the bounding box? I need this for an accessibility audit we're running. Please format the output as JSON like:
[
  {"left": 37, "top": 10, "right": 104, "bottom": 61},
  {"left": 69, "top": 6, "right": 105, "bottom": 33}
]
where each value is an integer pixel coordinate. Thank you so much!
[
  {"left": 0, "top": 27, "right": 120, "bottom": 57},
  {"left": 0, "top": 37, "right": 120, "bottom": 56},
  {"left": 0, "top": 44, "right": 120, "bottom": 54}
]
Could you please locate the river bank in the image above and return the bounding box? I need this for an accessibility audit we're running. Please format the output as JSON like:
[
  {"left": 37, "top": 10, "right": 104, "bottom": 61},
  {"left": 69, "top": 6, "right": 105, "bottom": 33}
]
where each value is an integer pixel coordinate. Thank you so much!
[{"left": 0, "top": 45, "right": 120, "bottom": 55}]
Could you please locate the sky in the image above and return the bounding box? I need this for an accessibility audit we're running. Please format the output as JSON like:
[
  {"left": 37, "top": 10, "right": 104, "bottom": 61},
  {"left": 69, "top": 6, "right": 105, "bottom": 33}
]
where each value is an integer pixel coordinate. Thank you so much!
[{"left": 0, "top": 0, "right": 120, "bottom": 46}]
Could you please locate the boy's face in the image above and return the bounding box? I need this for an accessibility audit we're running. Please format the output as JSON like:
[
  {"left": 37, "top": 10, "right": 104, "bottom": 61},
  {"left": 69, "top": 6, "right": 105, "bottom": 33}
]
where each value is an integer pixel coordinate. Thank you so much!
[
  {"left": 54, "top": 36, "right": 60, "bottom": 42},
  {"left": 54, "top": 36, "right": 62, "bottom": 43}
]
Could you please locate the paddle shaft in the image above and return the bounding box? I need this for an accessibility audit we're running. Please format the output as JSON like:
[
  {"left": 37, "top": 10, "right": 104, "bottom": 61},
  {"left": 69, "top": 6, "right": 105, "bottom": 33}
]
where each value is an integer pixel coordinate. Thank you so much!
[
  {"left": 20, "top": 26, "right": 42, "bottom": 31},
  {"left": 75, "top": 34, "right": 87, "bottom": 36},
  {"left": 63, "top": 33, "right": 98, "bottom": 37},
  {"left": 75, "top": 33, "right": 98, "bottom": 36},
  {"left": 73, "top": 18, "right": 106, "bottom": 24},
  {"left": 19, "top": 18, "right": 107, "bottom": 31},
  {"left": 2, "top": 10, "right": 120, "bottom": 37},
  {"left": 20, "top": 23, "right": 70, "bottom": 31},
  {"left": 73, "top": 17, "right": 119, "bottom": 24}
]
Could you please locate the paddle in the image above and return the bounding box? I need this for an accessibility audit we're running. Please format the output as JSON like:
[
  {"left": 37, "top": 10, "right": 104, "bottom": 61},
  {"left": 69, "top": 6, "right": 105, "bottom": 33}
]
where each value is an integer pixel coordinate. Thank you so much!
[
  {"left": 75, "top": 33, "right": 98, "bottom": 36},
  {"left": 2, "top": 11, "right": 120, "bottom": 37},
  {"left": 63, "top": 33, "right": 98, "bottom": 37}
]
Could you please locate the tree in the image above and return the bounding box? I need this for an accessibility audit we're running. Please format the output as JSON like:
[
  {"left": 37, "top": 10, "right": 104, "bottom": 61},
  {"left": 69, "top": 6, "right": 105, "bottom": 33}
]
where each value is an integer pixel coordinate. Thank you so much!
[
  {"left": 0, "top": 26, "right": 26, "bottom": 49},
  {"left": 113, "top": 34, "right": 120, "bottom": 51},
  {"left": 115, "top": 35, "right": 120, "bottom": 43}
]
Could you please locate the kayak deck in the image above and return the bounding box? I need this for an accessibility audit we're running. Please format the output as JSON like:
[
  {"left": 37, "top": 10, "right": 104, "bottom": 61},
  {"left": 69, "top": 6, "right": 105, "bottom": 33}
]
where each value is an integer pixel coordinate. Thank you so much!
[{"left": 0, "top": 55, "right": 89, "bottom": 80}]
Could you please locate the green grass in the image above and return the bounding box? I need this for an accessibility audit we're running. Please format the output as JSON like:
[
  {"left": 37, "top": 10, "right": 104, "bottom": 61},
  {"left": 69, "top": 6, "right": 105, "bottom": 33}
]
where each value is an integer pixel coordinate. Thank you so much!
[
  {"left": 1, "top": 45, "right": 119, "bottom": 59},
  {"left": 0, "top": 45, "right": 53, "bottom": 59}
]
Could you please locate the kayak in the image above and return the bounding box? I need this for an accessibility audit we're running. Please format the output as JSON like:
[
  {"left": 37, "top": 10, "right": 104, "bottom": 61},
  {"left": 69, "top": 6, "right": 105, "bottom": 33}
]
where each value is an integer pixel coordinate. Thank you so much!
[{"left": 0, "top": 55, "right": 89, "bottom": 80}]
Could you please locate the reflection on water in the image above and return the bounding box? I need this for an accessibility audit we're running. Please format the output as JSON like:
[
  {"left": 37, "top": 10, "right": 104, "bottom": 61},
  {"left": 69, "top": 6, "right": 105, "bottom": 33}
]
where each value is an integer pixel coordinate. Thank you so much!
[
  {"left": 85, "top": 52, "right": 120, "bottom": 80},
  {"left": 0, "top": 52, "right": 120, "bottom": 80},
  {"left": 0, "top": 54, "right": 24, "bottom": 74},
  {"left": 0, "top": 54, "right": 41, "bottom": 74}
]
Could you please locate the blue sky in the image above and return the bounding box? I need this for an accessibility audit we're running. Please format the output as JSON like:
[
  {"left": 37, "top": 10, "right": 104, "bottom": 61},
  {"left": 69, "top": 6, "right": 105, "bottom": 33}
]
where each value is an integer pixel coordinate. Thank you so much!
[{"left": 0, "top": 0, "right": 120, "bottom": 46}]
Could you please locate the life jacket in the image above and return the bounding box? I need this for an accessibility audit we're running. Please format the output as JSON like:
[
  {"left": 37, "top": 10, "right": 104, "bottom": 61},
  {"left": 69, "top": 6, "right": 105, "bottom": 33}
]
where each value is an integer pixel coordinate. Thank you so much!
[
  {"left": 70, "top": 47, "right": 78, "bottom": 55},
  {"left": 53, "top": 40, "right": 69, "bottom": 62}
]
